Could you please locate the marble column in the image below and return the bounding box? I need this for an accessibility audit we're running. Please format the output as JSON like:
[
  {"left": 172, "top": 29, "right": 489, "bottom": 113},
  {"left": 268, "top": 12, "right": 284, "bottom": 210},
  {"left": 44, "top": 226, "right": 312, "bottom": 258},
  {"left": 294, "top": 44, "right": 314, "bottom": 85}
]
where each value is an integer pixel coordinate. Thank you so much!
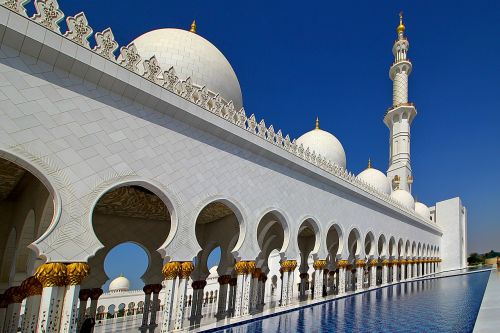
[
  {"left": 299, "top": 273, "right": 308, "bottom": 298},
  {"left": 392, "top": 259, "right": 399, "bottom": 283},
  {"left": 159, "top": 262, "right": 180, "bottom": 333},
  {"left": 337, "top": 260, "right": 349, "bottom": 295},
  {"left": 189, "top": 280, "right": 207, "bottom": 326},
  {"left": 381, "top": 260, "right": 389, "bottom": 285},
  {"left": 215, "top": 275, "right": 231, "bottom": 319},
  {"left": 250, "top": 268, "right": 261, "bottom": 313},
  {"left": 355, "top": 260, "right": 365, "bottom": 290},
  {"left": 59, "top": 263, "right": 90, "bottom": 333},
  {"left": 400, "top": 260, "right": 406, "bottom": 280},
  {"left": 286, "top": 262, "right": 296, "bottom": 304},
  {"left": 406, "top": 260, "right": 412, "bottom": 279},
  {"left": 369, "top": 259, "right": 378, "bottom": 287},
  {"left": 242, "top": 262, "right": 256, "bottom": 316},
  {"left": 0, "top": 295, "right": 6, "bottom": 333},
  {"left": 328, "top": 271, "right": 336, "bottom": 294},
  {"left": 148, "top": 284, "right": 163, "bottom": 332},
  {"left": 172, "top": 262, "right": 194, "bottom": 331},
  {"left": 76, "top": 289, "right": 90, "bottom": 332},
  {"left": 412, "top": 261, "right": 417, "bottom": 278},
  {"left": 35, "top": 263, "right": 68, "bottom": 333},
  {"left": 279, "top": 260, "right": 297, "bottom": 306},
  {"left": 258, "top": 274, "right": 267, "bottom": 309},
  {"left": 88, "top": 288, "right": 103, "bottom": 321},
  {"left": 139, "top": 285, "right": 153, "bottom": 332},
  {"left": 3, "top": 286, "right": 25, "bottom": 333},
  {"left": 20, "top": 276, "right": 43, "bottom": 333},
  {"left": 313, "top": 260, "right": 327, "bottom": 299},
  {"left": 227, "top": 278, "right": 237, "bottom": 317},
  {"left": 417, "top": 260, "right": 422, "bottom": 276}
]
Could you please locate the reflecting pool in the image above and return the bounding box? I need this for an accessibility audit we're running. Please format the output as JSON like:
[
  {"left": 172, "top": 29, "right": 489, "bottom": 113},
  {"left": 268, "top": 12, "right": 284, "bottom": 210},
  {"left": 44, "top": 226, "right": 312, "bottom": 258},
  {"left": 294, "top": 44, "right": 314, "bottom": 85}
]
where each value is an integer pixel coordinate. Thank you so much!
[{"left": 208, "top": 271, "right": 490, "bottom": 333}]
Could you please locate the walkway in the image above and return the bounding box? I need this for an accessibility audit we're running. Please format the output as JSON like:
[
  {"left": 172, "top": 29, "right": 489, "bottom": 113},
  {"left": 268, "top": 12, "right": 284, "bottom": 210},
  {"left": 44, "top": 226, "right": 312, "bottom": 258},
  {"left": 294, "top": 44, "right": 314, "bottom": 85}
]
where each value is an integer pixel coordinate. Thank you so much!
[{"left": 474, "top": 268, "right": 500, "bottom": 332}]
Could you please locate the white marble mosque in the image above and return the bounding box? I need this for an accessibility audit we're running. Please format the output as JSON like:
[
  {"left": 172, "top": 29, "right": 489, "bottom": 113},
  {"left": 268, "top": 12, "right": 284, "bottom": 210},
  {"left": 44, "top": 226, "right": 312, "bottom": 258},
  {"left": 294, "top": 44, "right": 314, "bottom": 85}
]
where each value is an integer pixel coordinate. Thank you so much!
[{"left": 0, "top": 1, "right": 467, "bottom": 332}]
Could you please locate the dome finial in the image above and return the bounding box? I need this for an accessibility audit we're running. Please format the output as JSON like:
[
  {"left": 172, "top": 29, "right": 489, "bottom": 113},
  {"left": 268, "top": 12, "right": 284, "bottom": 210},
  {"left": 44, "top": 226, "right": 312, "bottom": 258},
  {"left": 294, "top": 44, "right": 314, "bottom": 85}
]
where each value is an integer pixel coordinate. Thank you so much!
[
  {"left": 190, "top": 20, "right": 197, "bottom": 33},
  {"left": 315, "top": 117, "right": 319, "bottom": 130},
  {"left": 368, "top": 158, "right": 372, "bottom": 169},
  {"left": 397, "top": 11, "right": 405, "bottom": 34}
]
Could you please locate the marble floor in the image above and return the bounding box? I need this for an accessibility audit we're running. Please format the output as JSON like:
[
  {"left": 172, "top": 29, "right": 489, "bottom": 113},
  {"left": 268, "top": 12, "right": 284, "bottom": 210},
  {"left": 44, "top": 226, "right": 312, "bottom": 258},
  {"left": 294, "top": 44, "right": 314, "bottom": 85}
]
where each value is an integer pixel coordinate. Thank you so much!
[{"left": 473, "top": 267, "right": 500, "bottom": 332}]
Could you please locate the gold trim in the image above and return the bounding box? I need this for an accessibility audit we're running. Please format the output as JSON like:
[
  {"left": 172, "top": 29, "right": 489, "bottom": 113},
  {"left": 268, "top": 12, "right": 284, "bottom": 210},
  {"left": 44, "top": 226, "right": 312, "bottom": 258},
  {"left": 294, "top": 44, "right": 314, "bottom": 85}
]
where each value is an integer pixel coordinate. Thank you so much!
[
  {"left": 179, "top": 261, "right": 194, "bottom": 279},
  {"left": 162, "top": 262, "right": 181, "bottom": 280},
  {"left": 34, "top": 263, "right": 67, "bottom": 287},
  {"left": 313, "top": 259, "right": 327, "bottom": 270},
  {"left": 66, "top": 263, "right": 90, "bottom": 285}
]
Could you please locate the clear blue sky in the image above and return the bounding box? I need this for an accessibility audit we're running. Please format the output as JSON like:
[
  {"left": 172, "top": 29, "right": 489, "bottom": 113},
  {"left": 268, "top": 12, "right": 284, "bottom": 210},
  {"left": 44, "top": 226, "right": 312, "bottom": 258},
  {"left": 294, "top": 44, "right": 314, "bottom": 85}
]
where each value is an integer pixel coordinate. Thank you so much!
[{"left": 41, "top": 1, "right": 499, "bottom": 289}]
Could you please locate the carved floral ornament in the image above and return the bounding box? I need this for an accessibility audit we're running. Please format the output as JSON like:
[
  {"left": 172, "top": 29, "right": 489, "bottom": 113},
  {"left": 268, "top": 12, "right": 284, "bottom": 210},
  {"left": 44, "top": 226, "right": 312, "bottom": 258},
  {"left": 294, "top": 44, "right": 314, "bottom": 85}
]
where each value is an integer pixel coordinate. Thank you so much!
[
  {"left": 280, "top": 260, "right": 297, "bottom": 272},
  {"left": 0, "top": 0, "right": 438, "bottom": 225},
  {"left": 313, "top": 259, "right": 327, "bottom": 270},
  {"left": 337, "top": 259, "right": 350, "bottom": 268},
  {"left": 34, "top": 262, "right": 90, "bottom": 287},
  {"left": 355, "top": 259, "right": 366, "bottom": 267}
]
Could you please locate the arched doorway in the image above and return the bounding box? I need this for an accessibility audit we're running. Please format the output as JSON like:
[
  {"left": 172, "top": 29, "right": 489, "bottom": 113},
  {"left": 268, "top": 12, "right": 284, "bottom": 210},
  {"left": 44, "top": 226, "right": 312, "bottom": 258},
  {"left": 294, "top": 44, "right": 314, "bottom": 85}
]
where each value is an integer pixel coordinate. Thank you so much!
[
  {"left": 192, "top": 200, "right": 241, "bottom": 324},
  {"left": 256, "top": 211, "right": 286, "bottom": 308},
  {"left": 87, "top": 184, "right": 173, "bottom": 330}
]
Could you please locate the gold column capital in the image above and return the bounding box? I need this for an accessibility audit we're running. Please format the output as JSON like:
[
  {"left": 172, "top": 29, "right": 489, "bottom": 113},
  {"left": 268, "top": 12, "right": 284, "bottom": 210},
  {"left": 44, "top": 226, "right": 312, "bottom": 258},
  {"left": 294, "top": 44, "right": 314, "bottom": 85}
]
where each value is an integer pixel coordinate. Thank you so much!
[
  {"left": 246, "top": 261, "right": 257, "bottom": 274},
  {"left": 234, "top": 261, "right": 248, "bottom": 275},
  {"left": 21, "top": 276, "right": 42, "bottom": 297},
  {"left": 179, "top": 261, "right": 194, "bottom": 279},
  {"left": 337, "top": 259, "right": 350, "bottom": 268},
  {"left": 369, "top": 259, "right": 379, "bottom": 266},
  {"left": 66, "top": 263, "right": 90, "bottom": 285},
  {"left": 381, "top": 259, "right": 390, "bottom": 266},
  {"left": 162, "top": 262, "right": 181, "bottom": 280},
  {"left": 355, "top": 259, "right": 366, "bottom": 267},
  {"left": 35, "top": 263, "right": 67, "bottom": 287},
  {"left": 313, "top": 259, "right": 327, "bottom": 270},
  {"left": 280, "top": 260, "right": 297, "bottom": 272}
]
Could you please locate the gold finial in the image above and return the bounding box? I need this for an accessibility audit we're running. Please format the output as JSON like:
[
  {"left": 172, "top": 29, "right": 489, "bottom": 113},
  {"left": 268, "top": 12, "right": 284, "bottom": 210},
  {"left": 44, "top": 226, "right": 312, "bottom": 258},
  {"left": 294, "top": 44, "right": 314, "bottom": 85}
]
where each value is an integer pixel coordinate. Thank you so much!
[
  {"left": 368, "top": 158, "right": 372, "bottom": 169},
  {"left": 190, "top": 20, "right": 197, "bottom": 33},
  {"left": 397, "top": 11, "right": 405, "bottom": 34},
  {"left": 315, "top": 117, "right": 319, "bottom": 130}
]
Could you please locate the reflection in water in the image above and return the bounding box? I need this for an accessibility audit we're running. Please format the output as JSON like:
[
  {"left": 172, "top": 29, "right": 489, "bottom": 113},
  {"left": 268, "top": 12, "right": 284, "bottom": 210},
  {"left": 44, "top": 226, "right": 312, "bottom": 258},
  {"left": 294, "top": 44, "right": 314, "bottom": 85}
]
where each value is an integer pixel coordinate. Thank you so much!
[{"left": 216, "top": 271, "right": 489, "bottom": 333}]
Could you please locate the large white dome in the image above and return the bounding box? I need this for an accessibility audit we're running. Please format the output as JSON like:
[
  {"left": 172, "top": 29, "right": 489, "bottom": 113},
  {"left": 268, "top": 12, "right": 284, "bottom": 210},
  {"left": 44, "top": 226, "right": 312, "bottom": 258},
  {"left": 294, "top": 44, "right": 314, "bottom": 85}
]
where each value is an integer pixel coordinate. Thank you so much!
[
  {"left": 415, "top": 201, "right": 431, "bottom": 220},
  {"left": 357, "top": 163, "right": 391, "bottom": 194},
  {"left": 109, "top": 275, "right": 130, "bottom": 292},
  {"left": 390, "top": 189, "right": 415, "bottom": 210},
  {"left": 132, "top": 28, "right": 243, "bottom": 109},
  {"left": 296, "top": 120, "right": 346, "bottom": 168}
]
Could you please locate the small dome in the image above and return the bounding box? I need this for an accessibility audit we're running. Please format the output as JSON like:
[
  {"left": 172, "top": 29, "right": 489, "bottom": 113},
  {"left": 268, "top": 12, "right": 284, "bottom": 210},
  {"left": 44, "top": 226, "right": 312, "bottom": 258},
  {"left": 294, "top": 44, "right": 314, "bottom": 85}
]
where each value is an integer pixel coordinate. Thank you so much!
[
  {"left": 131, "top": 28, "right": 243, "bottom": 109},
  {"left": 390, "top": 189, "right": 415, "bottom": 210},
  {"left": 415, "top": 202, "right": 431, "bottom": 220},
  {"left": 109, "top": 275, "right": 130, "bottom": 292},
  {"left": 357, "top": 160, "right": 391, "bottom": 194},
  {"left": 296, "top": 119, "right": 346, "bottom": 168}
]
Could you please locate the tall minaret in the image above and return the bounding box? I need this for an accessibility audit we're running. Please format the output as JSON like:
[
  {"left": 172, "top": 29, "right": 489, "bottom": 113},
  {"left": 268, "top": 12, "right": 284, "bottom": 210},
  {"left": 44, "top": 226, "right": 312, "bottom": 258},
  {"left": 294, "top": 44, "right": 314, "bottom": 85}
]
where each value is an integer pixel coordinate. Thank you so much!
[{"left": 384, "top": 13, "right": 417, "bottom": 193}]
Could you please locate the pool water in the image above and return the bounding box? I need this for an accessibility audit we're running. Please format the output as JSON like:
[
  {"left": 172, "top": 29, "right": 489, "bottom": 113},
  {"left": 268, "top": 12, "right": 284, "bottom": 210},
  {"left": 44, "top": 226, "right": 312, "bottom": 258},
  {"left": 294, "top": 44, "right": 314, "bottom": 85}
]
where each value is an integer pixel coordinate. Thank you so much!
[{"left": 209, "top": 271, "right": 490, "bottom": 333}]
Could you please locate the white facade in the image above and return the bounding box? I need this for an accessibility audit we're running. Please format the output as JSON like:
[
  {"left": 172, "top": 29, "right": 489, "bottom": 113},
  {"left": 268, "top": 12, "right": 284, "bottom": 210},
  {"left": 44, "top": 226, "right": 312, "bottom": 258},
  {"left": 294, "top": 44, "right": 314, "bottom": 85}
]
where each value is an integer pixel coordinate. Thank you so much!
[{"left": 0, "top": 2, "right": 465, "bottom": 333}]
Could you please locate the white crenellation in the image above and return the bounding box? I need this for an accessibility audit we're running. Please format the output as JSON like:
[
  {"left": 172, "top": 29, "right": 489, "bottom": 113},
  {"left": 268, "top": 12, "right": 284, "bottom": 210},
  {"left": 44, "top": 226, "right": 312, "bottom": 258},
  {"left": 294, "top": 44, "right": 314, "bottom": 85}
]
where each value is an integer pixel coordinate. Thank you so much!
[
  {"left": 1, "top": 0, "right": 29, "bottom": 16},
  {"left": 4, "top": 0, "right": 436, "bottom": 226},
  {"left": 93, "top": 28, "right": 119, "bottom": 61},
  {"left": 32, "top": 0, "right": 65, "bottom": 33},
  {"left": 118, "top": 42, "right": 142, "bottom": 73},
  {"left": 64, "top": 12, "right": 93, "bottom": 48},
  {"left": 142, "top": 56, "right": 162, "bottom": 84}
]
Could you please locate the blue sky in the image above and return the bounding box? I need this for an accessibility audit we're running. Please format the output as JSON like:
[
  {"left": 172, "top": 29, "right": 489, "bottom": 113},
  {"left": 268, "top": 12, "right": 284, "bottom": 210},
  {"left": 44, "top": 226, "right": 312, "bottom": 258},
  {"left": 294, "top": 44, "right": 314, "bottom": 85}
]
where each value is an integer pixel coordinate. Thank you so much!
[{"left": 42, "top": 1, "right": 500, "bottom": 289}]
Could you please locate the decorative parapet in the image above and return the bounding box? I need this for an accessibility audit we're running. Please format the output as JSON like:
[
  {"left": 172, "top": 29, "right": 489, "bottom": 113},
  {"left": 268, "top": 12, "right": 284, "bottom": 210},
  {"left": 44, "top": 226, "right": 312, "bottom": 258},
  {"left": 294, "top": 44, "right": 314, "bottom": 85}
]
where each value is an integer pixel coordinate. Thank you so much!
[{"left": 0, "top": 0, "right": 440, "bottom": 230}]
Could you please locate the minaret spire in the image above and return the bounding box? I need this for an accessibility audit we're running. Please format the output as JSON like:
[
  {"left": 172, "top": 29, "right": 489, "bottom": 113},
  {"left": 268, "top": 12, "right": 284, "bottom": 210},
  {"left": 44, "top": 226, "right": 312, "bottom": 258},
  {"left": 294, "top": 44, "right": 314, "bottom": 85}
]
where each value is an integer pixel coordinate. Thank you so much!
[
  {"left": 189, "top": 20, "right": 197, "bottom": 33},
  {"left": 384, "top": 12, "right": 417, "bottom": 193},
  {"left": 315, "top": 117, "right": 319, "bottom": 130}
]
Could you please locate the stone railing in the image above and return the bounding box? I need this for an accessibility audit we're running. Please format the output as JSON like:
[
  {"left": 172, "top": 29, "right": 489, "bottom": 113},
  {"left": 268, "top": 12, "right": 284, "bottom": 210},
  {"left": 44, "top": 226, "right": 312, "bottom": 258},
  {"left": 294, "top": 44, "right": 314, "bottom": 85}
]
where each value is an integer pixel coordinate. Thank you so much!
[{"left": 0, "top": 0, "right": 438, "bottom": 229}]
